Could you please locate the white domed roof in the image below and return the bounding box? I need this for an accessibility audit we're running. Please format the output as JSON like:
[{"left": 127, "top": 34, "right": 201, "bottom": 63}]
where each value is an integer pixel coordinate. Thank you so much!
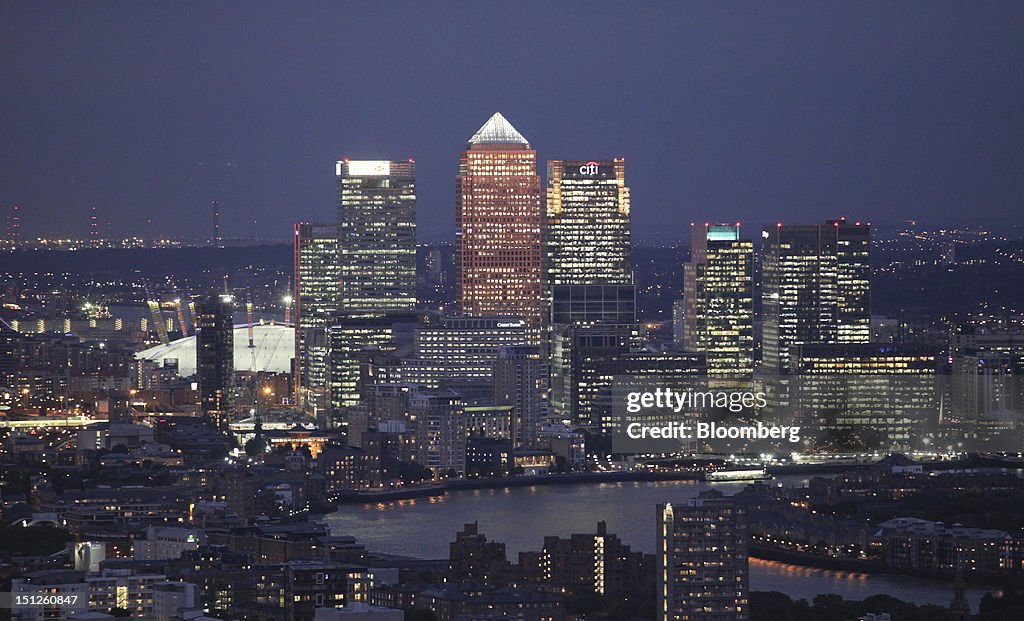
[{"left": 136, "top": 324, "right": 294, "bottom": 376}]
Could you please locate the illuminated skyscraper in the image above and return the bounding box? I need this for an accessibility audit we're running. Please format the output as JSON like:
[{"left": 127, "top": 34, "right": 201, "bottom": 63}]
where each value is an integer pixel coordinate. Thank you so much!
[
  {"left": 682, "top": 223, "right": 753, "bottom": 378},
  {"left": 456, "top": 113, "right": 543, "bottom": 341},
  {"left": 196, "top": 295, "right": 234, "bottom": 431},
  {"left": 337, "top": 159, "right": 417, "bottom": 311},
  {"left": 325, "top": 309, "right": 424, "bottom": 427},
  {"left": 545, "top": 158, "right": 634, "bottom": 327},
  {"left": 761, "top": 219, "right": 870, "bottom": 375},
  {"left": 293, "top": 222, "right": 340, "bottom": 413},
  {"left": 658, "top": 492, "right": 749, "bottom": 621},
  {"left": 545, "top": 159, "right": 632, "bottom": 286}
]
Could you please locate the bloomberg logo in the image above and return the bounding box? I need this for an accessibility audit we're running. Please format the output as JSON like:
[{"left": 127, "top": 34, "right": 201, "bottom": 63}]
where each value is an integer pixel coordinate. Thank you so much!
[{"left": 578, "top": 161, "right": 600, "bottom": 175}]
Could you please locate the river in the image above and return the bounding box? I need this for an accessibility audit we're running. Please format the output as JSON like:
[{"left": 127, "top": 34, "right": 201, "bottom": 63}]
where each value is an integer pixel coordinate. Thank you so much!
[{"left": 324, "top": 477, "right": 1002, "bottom": 612}]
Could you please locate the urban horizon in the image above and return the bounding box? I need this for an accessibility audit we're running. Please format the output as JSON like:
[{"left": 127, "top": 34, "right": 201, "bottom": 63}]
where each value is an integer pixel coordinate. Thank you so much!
[{"left": 5, "top": 3, "right": 1024, "bottom": 621}]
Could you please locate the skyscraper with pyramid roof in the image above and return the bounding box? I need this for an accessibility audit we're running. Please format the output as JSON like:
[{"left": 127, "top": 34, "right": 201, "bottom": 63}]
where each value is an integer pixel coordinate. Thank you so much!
[{"left": 456, "top": 113, "right": 543, "bottom": 343}]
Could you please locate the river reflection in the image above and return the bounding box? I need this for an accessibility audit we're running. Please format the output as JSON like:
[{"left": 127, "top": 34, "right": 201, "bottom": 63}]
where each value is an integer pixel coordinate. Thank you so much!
[{"left": 325, "top": 478, "right": 1000, "bottom": 611}]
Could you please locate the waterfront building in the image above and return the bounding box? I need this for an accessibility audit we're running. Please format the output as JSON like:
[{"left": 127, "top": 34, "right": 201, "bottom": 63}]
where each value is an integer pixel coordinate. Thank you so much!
[
  {"left": 876, "top": 517, "right": 1009, "bottom": 574},
  {"left": 682, "top": 223, "right": 753, "bottom": 379},
  {"left": 657, "top": 491, "right": 749, "bottom": 621},
  {"left": 449, "top": 522, "right": 513, "bottom": 581},
  {"left": 534, "top": 521, "right": 654, "bottom": 597},
  {"left": 409, "top": 387, "right": 466, "bottom": 478},
  {"left": 465, "top": 404, "right": 515, "bottom": 440},
  {"left": 466, "top": 436, "right": 513, "bottom": 477},
  {"left": 336, "top": 159, "right": 417, "bottom": 311},
  {"left": 791, "top": 343, "right": 939, "bottom": 450},
  {"left": 492, "top": 345, "right": 548, "bottom": 448},
  {"left": 294, "top": 222, "right": 340, "bottom": 412},
  {"left": 195, "top": 294, "right": 234, "bottom": 431},
  {"left": 456, "top": 113, "right": 543, "bottom": 342},
  {"left": 550, "top": 322, "right": 704, "bottom": 431},
  {"left": 949, "top": 331, "right": 1024, "bottom": 425},
  {"left": 761, "top": 219, "right": 871, "bottom": 376}
]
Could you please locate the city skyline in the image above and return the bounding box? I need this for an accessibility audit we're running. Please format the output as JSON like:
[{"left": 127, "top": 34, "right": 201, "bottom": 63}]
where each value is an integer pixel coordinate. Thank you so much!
[
  {"left": 4, "top": 2, "right": 1024, "bottom": 242},
  {"left": 6, "top": 4, "right": 1024, "bottom": 621}
]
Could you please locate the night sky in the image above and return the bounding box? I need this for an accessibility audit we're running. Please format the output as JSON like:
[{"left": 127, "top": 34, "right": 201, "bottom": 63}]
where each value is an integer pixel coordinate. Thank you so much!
[{"left": 3, "top": 1, "right": 1023, "bottom": 243}]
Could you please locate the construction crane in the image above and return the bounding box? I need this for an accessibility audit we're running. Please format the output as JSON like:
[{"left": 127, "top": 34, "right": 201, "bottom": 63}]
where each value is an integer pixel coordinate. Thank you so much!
[
  {"left": 246, "top": 292, "right": 255, "bottom": 349},
  {"left": 146, "top": 291, "right": 169, "bottom": 345},
  {"left": 188, "top": 300, "right": 197, "bottom": 332},
  {"left": 174, "top": 297, "right": 190, "bottom": 336}
]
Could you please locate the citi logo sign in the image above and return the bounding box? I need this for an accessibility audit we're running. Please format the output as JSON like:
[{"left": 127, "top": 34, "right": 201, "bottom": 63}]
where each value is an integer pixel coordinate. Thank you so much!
[{"left": 578, "top": 161, "right": 600, "bottom": 175}]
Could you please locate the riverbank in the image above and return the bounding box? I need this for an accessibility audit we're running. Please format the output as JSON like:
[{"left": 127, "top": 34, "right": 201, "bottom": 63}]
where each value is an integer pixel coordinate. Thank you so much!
[
  {"left": 333, "top": 469, "right": 706, "bottom": 503},
  {"left": 749, "top": 545, "right": 1009, "bottom": 586},
  {"left": 324, "top": 479, "right": 1004, "bottom": 611}
]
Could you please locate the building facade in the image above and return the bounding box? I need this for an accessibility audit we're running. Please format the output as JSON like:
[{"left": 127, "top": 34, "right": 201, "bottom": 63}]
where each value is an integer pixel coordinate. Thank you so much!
[
  {"left": 294, "top": 222, "right": 340, "bottom": 412},
  {"left": 682, "top": 223, "right": 754, "bottom": 379},
  {"left": 791, "top": 342, "right": 939, "bottom": 451},
  {"left": 456, "top": 113, "right": 543, "bottom": 342},
  {"left": 492, "top": 345, "right": 548, "bottom": 449},
  {"left": 196, "top": 295, "right": 234, "bottom": 431},
  {"left": 761, "top": 219, "right": 871, "bottom": 376},
  {"left": 544, "top": 158, "right": 632, "bottom": 291},
  {"left": 658, "top": 492, "right": 749, "bottom": 621},
  {"left": 337, "top": 159, "right": 417, "bottom": 312},
  {"left": 325, "top": 310, "right": 423, "bottom": 428}
]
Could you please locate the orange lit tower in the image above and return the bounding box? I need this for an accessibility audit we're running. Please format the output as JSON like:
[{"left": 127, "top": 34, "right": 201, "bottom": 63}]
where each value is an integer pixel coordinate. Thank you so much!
[{"left": 456, "top": 113, "right": 543, "bottom": 342}]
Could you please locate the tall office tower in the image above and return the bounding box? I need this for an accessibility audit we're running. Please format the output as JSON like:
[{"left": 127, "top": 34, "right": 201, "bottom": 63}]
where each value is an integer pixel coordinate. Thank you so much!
[
  {"left": 325, "top": 310, "right": 424, "bottom": 428},
  {"left": 493, "top": 345, "right": 548, "bottom": 448},
  {"left": 658, "top": 492, "right": 749, "bottom": 621},
  {"left": 546, "top": 159, "right": 635, "bottom": 343},
  {"left": 791, "top": 343, "right": 939, "bottom": 451},
  {"left": 410, "top": 387, "right": 466, "bottom": 478},
  {"left": 682, "top": 224, "right": 754, "bottom": 379},
  {"left": 337, "top": 159, "right": 417, "bottom": 311},
  {"left": 196, "top": 295, "right": 235, "bottom": 431},
  {"left": 545, "top": 158, "right": 632, "bottom": 286},
  {"left": 293, "top": 222, "right": 340, "bottom": 413},
  {"left": 835, "top": 221, "right": 871, "bottom": 342},
  {"left": 549, "top": 322, "right": 642, "bottom": 429},
  {"left": 761, "top": 219, "right": 871, "bottom": 376},
  {"left": 456, "top": 113, "right": 543, "bottom": 341}
]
